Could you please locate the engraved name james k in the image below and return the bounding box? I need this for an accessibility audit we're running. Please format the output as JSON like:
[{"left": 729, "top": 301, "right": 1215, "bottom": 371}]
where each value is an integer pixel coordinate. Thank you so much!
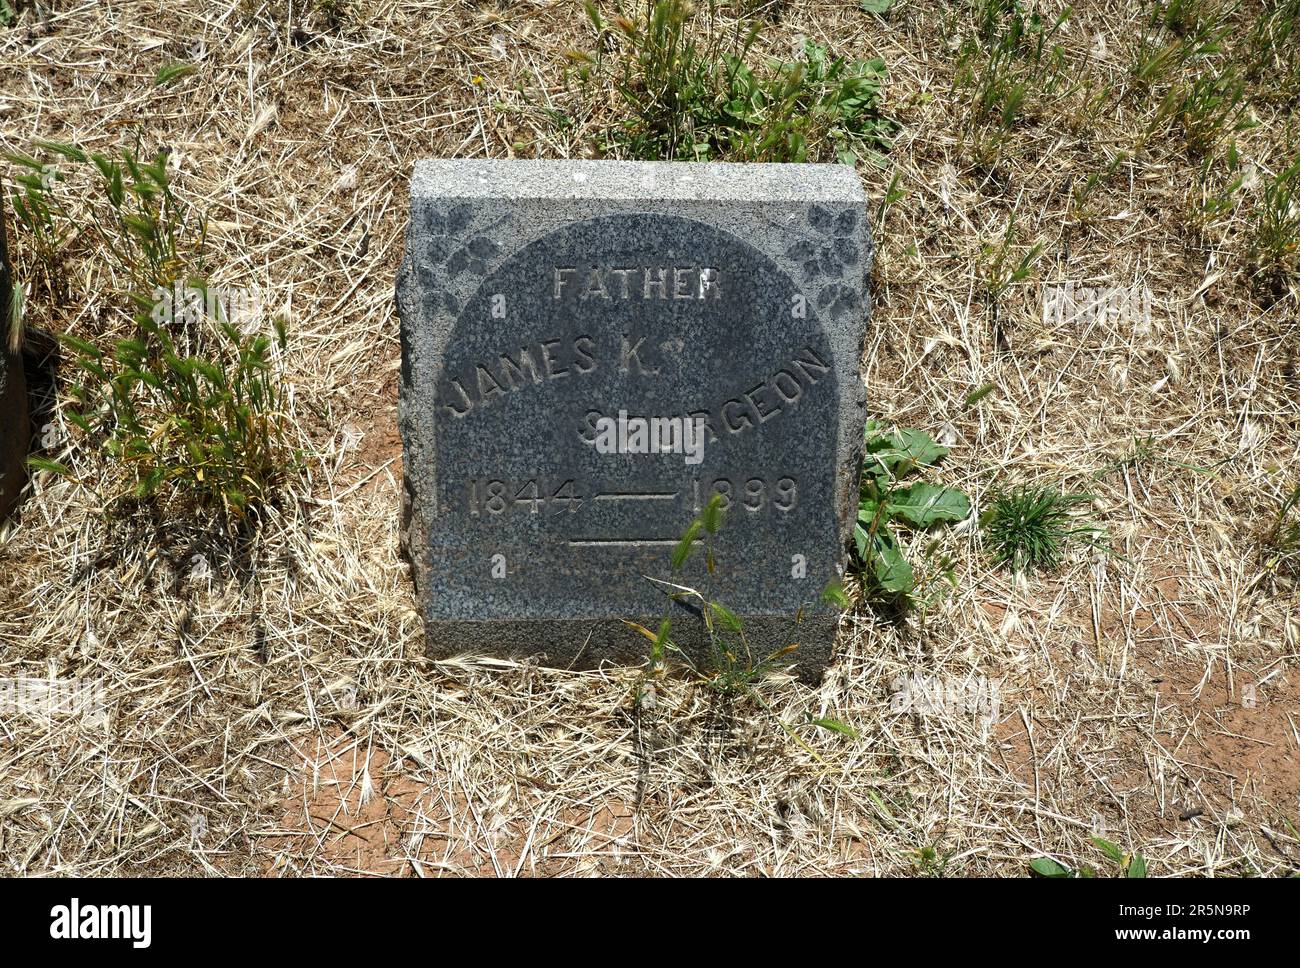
[{"left": 437, "top": 331, "right": 831, "bottom": 439}]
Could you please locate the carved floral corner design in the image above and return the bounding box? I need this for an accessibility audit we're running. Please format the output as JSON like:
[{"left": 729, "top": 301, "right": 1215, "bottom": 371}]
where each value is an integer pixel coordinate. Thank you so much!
[
  {"left": 784, "top": 204, "right": 863, "bottom": 321},
  {"left": 815, "top": 282, "right": 861, "bottom": 320},
  {"left": 417, "top": 203, "right": 505, "bottom": 315}
]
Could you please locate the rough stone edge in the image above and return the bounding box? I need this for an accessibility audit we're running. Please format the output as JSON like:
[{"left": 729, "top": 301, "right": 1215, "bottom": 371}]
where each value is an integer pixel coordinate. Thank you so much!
[
  {"left": 423, "top": 614, "right": 840, "bottom": 685},
  {"left": 411, "top": 158, "right": 865, "bottom": 203}
]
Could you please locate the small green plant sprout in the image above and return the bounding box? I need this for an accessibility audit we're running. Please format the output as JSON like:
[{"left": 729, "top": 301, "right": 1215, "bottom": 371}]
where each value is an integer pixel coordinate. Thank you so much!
[
  {"left": 981, "top": 214, "right": 1044, "bottom": 302},
  {"left": 1258, "top": 483, "right": 1300, "bottom": 586},
  {"left": 1095, "top": 433, "right": 1159, "bottom": 479},
  {"left": 1093, "top": 432, "right": 1222, "bottom": 481},
  {"left": 874, "top": 169, "right": 906, "bottom": 232},
  {"left": 628, "top": 493, "right": 855, "bottom": 748},
  {"left": 625, "top": 492, "right": 724, "bottom": 704},
  {"left": 980, "top": 483, "right": 1101, "bottom": 573},
  {"left": 1092, "top": 836, "right": 1148, "bottom": 877},
  {"left": 1070, "top": 150, "right": 1131, "bottom": 216},
  {"left": 914, "top": 843, "right": 955, "bottom": 877},
  {"left": 1185, "top": 141, "right": 1244, "bottom": 239},
  {"left": 1030, "top": 839, "right": 1145, "bottom": 878},
  {"left": 626, "top": 616, "right": 673, "bottom": 709},
  {"left": 855, "top": 420, "right": 971, "bottom": 607},
  {"left": 644, "top": 493, "right": 800, "bottom": 694}
]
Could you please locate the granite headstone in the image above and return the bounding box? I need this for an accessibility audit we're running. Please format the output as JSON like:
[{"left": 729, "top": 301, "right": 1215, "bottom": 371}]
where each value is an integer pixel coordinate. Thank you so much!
[{"left": 396, "top": 160, "right": 869, "bottom": 680}]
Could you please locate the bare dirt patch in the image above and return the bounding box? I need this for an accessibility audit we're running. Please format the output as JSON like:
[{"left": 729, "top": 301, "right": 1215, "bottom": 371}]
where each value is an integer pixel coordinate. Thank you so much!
[{"left": 264, "top": 728, "right": 645, "bottom": 876}]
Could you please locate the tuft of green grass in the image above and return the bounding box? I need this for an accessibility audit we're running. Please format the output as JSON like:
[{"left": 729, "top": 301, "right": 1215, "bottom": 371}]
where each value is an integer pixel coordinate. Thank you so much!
[
  {"left": 1184, "top": 140, "right": 1244, "bottom": 239},
  {"left": 5, "top": 148, "right": 71, "bottom": 301},
  {"left": 1150, "top": 0, "right": 1234, "bottom": 37},
  {"left": 1129, "top": 2, "right": 1252, "bottom": 158},
  {"left": 1070, "top": 149, "right": 1131, "bottom": 217},
  {"left": 10, "top": 140, "right": 295, "bottom": 524},
  {"left": 981, "top": 213, "right": 1044, "bottom": 301},
  {"left": 59, "top": 305, "right": 295, "bottom": 521},
  {"left": 1167, "top": 66, "right": 1253, "bottom": 158},
  {"left": 953, "top": 0, "right": 1072, "bottom": 167},
  {"left": 1246, "top": 0, "right": 1300, "bottom": 105},
  {"left": 980, "top": 484, "right": 1100, "bottom": 573},
  {"left": 1128, "top": 0, "right": 1232, "bottom": 93},
  {"left": 1250, "top": 155, "right": 1300, "bottom": 289},
  {"left": 579, "top": 0, "right": 892, "bottom": 164},
  {"left": 7, "top": 140, "right": 205, "bottom": 299},
  {"left": 1260, "top": 483, "right": 1300, "bottom": 584}
]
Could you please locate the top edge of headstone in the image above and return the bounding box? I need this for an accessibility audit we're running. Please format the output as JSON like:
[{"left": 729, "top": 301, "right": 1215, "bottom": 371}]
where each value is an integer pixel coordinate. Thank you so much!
[{"left": 410, "top": 159, "right": 865, "bottom": 203}]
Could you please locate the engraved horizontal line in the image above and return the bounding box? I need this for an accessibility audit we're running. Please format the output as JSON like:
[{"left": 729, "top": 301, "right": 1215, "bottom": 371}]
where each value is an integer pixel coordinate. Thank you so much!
[
  {"left": 568, "top": 539, "right": 680, "bottom": 547},
  {"left": 593, "top": 492, "right": 679, "bottom": 501}
]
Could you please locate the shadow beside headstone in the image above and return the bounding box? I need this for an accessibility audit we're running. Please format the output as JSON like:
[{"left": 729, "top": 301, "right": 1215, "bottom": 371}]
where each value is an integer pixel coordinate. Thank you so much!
[{"left": 1, "top": 204, "right": 31, "bottom": 521}]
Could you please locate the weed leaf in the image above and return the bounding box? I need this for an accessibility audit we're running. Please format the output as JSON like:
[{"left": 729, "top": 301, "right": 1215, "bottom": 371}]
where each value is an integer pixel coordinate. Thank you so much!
[
  {"left": 1030, "top": 857, "right": 1071, "bottom": 877},
  {"left": 1091, "top": 836, "right": 1125, "bottom": 865},
  {"left": 868, "top": 525, "right": 914, "bottom": 594},
  {"left": 888, "top": 481, "right": 971, "bottom": 527},
  {"left": 811, "top": 717, "right": 859, "bottom": 737}
]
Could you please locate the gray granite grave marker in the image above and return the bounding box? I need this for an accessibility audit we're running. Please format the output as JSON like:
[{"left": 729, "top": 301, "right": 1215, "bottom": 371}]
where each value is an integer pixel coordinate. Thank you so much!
[{"left": 396, "top": 160, "right": 869, "bottom": 680}]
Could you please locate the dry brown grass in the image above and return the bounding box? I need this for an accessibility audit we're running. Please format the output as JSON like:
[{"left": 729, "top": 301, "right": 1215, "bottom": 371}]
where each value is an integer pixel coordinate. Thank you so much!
[{"left": 1, "top": 0, "right": 1298, "bottom": 876}]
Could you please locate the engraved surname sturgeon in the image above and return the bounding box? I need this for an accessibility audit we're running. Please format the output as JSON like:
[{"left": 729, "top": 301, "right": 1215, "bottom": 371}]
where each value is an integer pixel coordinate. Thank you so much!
[{"left": 713, "top": 344, "right": 833, "bottom": 435}]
